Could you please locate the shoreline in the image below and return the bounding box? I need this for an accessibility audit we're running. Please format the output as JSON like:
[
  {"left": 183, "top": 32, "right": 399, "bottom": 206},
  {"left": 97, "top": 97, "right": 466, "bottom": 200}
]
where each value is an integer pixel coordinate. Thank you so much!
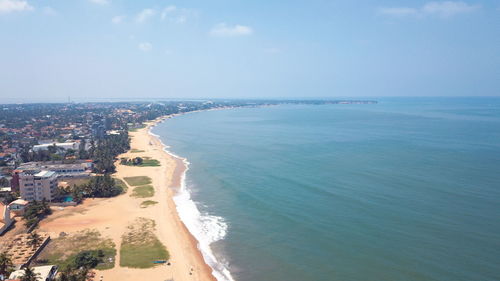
[
  {"left": 37, "top": 113, "right": 219, "bottom": 281},
  {"left": 148, "top": 113, "right": 235, "bottom": 281}
]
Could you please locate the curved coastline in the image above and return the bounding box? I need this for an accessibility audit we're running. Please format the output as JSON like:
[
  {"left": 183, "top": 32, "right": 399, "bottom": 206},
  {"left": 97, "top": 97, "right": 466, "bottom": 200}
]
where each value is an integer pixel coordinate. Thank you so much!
[{"left": 148, "top": 114, "right": 236, "bottom": 281}]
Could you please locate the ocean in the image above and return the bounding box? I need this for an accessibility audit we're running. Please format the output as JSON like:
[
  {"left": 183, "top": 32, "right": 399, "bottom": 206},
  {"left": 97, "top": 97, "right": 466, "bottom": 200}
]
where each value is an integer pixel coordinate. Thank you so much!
[{"left": 152, "top": 98, "right": 500, "bottom": 281}]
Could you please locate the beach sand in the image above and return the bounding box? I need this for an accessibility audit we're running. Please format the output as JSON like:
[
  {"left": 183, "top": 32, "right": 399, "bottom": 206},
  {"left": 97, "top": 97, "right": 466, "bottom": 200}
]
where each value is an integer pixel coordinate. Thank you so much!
[{"left": 39, "top": 119, "right": 216, "bottom": 281}]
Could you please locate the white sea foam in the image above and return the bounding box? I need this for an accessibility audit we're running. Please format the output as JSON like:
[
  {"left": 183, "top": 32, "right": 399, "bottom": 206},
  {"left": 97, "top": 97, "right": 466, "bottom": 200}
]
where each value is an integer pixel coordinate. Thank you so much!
[{"left": 149, "top": 122, "right": 235, "bottom": 281}]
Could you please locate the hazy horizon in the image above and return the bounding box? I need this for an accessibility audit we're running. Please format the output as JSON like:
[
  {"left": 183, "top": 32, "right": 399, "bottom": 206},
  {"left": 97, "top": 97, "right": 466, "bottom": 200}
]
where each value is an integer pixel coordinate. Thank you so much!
[{"left": 1, "top": 0, "right": 499, "bottom": 102}]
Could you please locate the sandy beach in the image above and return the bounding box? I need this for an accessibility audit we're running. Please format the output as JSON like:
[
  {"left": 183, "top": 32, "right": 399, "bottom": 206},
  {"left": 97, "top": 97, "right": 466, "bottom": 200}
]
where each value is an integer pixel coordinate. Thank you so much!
[{"left": 39, "top": 118, "right": 216, "bottom": 281}]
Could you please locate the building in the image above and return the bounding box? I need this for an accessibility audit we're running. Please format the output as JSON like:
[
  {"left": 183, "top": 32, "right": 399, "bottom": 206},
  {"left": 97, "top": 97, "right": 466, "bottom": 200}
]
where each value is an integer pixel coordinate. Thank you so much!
[
  {"left": 19, "top": 171, "right": 58, "bottom": 202},
  {"left": 9, "top": 199, "right": 29, "bottom": 216},
  {"left": 0, "top": 201, "right": 14, "bottom": 235},
  {"left": 8, "top": 265, "right": 58, "bottom": 281},
  {"left": 17, "top": 161, "right": 93, "bottom": 178},
  {"left": 32, "top": 142, "right": 79, "bottom": 152}
]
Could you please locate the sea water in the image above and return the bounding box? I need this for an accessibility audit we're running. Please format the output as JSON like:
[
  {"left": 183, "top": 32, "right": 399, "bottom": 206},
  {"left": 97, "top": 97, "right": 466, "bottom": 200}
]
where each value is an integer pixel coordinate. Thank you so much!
[{"left": 152, "top": 98, "right": 500, "bottom": 281}]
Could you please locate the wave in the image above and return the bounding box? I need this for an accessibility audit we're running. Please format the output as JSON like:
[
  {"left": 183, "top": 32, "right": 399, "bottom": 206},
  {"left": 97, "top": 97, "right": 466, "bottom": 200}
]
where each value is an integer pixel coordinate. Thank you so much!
[{"left": 149, "top": 119, "right": 235, "bottom": 281}]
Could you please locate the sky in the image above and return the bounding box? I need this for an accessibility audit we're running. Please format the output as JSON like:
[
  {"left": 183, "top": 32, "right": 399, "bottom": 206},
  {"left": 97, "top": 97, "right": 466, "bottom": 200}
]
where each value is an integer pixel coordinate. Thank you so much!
[{"left": 0, "top": 0, "right": 499, "bottom": 102}]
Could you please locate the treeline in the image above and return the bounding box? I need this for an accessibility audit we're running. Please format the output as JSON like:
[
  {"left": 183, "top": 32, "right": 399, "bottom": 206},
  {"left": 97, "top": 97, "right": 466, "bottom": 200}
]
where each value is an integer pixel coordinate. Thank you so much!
[
  {"left": 89, "top": 133, "right": 130, "bottom": 174},
  {"left": 70, "top": 175, "right": 124, "bottom": 201},
  {"left": 23, "top": 200, "right": 52, "bottom": 228}
]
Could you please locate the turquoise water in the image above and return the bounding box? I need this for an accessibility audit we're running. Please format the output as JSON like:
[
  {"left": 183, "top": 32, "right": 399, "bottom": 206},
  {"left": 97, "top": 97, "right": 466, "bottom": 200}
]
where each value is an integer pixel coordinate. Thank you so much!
[{"left": 153, "top": 98, "right": 500, "bottom": 281}]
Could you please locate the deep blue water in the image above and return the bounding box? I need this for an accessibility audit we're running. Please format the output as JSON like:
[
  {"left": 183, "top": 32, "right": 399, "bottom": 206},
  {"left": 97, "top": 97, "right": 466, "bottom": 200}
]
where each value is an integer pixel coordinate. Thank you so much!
[{"left": 153, "top": 98, "right": 500, "bottom": 281}]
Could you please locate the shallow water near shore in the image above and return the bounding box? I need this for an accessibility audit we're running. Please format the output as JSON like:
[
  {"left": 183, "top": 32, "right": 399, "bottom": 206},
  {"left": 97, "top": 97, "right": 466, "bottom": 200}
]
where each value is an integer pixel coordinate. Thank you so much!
[{"left": 152, "top": 97, "right": 500, "bottom": 281}]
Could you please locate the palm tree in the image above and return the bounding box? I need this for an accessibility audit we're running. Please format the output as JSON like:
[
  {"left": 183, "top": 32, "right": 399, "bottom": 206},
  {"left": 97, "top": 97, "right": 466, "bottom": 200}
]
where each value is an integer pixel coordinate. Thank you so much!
[
  {"left": 28, "top": 232, "right": 42, "bottom": 249},
  {"left": 20, "top": 267, "right": 40, "bottom": 281},
  {"left": 0, "top": 252, "right": 14, "bottom": 278}
]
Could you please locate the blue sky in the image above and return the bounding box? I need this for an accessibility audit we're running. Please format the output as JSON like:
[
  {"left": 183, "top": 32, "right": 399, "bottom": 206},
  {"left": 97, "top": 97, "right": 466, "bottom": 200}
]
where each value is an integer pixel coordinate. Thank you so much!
[{"left": 0, "top": 0, "right": 499, "bottom": 102}]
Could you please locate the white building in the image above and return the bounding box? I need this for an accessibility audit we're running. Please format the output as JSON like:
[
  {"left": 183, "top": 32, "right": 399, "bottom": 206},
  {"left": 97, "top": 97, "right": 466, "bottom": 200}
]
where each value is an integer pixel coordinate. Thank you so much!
[
  {"left": 19, "top": 171, "right": 58, "bottom": 202},
  {"left": 0, "top": 202, "right": 14, "bottom": 235},
  {"left": 9, "top": 265, "right": 58, "bottom": 281},
  {"left": 32, "top": 142, "right": 79, "bottom": 152}
]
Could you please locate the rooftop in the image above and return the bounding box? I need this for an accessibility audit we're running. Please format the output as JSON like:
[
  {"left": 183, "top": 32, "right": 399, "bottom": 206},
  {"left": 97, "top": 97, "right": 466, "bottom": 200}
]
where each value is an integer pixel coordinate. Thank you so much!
[{"left": 34, "top": 171, "right": 56, "bottom": 178}]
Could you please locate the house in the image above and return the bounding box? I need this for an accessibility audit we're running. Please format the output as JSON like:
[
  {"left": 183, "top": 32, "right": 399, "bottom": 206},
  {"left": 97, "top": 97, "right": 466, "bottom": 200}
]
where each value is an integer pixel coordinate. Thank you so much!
[
  {"left": 8, "top": 265, "right": 58, "bottom": 281},
  {"left": 0, "top": 201, "right": 14, "bottom": 235},
  {"left": 9, "top": 199, "right": 29, "bottom": 216}
]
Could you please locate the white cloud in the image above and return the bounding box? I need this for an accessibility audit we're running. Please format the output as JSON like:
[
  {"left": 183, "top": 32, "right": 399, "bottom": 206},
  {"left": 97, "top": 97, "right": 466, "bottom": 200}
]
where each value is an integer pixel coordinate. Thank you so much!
[
  {"left": 89, "top": 0, "right": 109, "bottom": 5},
  {"left": 138, "top": 42, "right": 152, "bottom": 52},
  {"left": 161, "top": 5, "right": 196, "bottom": 24},
  {"left": 379, "top": 1, "right": 479, "bottom": 18},
  {"left": 209, "top": 23, "right": 253, "bottom": 37},
  {"left": 378, "top": 7, "right": 419, "bottom": 17},
  {"left": 422, "top": 1, "right": 479, "bottom": 17},
  {"left": 111, "top": 15, "right": 125, "bottom": 24},
  {"left": 136, "top": 8, "right": 155, "bottom": 23},
  {"left": 42, "top": 6, "right": 56, "bottom": 16},
  {"left": 0, "top": 0, "right": 33, "bottom": 14}
]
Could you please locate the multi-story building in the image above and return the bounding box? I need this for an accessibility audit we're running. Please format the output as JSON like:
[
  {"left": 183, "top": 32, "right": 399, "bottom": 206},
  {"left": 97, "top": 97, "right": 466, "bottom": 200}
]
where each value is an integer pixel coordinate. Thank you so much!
[
  {"left": 17, "top": 160, "right": 93, "bottom": 178},
  {"left": 19, "top": 171, "right": 58, "bottom": 202}
]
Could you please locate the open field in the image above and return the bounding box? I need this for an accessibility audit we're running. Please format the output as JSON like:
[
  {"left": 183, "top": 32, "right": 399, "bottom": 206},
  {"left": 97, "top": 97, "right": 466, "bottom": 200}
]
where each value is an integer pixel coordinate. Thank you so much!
[
  {"left": 131, "top": 185, "right": 154, "bottom": 198},
  {"left": 140, "top": 200, "right": 158, "bottom": 208},
  {"left": 36, "top": 229, "right": 116, "bottom": 270},
  {"left": 123, "top": 176, "right": 152, "bottom": 186},
  {"left": 119, "top": 218, "right": 168, "bottom": 268}
]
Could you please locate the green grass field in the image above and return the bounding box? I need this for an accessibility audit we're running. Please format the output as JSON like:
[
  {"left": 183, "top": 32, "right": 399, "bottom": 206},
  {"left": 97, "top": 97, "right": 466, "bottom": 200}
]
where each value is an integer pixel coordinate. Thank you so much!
[
  {"left": 128, "top": 124, "right": 146, "bottom": 132},
  {"left": 139, "top": 159, "right": 160, "bottom": 166},
  {"left": 114, "top": 178, "right": 128, "bottom": 193},
  {"left": 36, "top": 229, "right": 116, "bottom": 270},
  {"left": 120, "top": 218, "right": 169, "bottom": 268},
  {"left": 131, "top": 185, "right": 154, "bottom": 198},
  {"left": 121, "top": 157, "right": 160, "bottom": 167},
  {"left": 123, "top": 176, "right": 152, "bottom": 186},
  {"left": 140, "top": 200, "right": 158, "bottom": 208}
]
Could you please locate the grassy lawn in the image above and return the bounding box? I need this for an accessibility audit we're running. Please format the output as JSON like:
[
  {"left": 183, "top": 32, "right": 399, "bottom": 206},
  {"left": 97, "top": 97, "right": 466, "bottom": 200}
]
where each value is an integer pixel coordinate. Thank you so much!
[
  {"left": 123, "top": 176, "right": 152, "bottom": 186},
  {"left": 131, "top": 185, "right": 154, "bottom": 198},
  {"left": 121, "top": 157, "right": 160, "bottom": 167},
  {"left": 140, "top": 158, "right": 160, "bottom": 167},
  {"left": 114, "top": 178, "right": 128, "bottom": 193},
  {"left": 128, "top": 124, "right": 146, "bottom": 132},
  {"left": 140, "top": 200, "right": 158, "bottom": 208},
  {"left": 120, "top": 218, "right": 169, "bottom": 268},
  {"left": 130, "top": 149, "right": 145, "bottom": 153},
  {"left": 36, "top": 229, "right": 116, "bottom": 270}
]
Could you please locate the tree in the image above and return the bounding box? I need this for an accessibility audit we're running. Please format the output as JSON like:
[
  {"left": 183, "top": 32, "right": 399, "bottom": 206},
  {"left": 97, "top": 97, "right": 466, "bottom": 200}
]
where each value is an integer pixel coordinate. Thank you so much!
[
  {"left": 28, "top": 232, "right": 42, "bottom": 249},
  {"left": 73, "top": 251, "right": 101, "bottom": 269},
  {"left": 0, "top": 252, "right": 13, "bottom": 278},
  {"left": 20, "top": 267, "right": 40, "bottom": 281}
]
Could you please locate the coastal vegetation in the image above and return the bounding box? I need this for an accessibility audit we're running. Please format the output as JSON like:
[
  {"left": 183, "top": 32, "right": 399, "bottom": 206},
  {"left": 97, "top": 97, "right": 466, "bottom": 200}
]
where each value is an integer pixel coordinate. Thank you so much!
[
  {"left": 130, "top": 149, "right": 145, "bottom": 153},
  {"left": 128, "top": 124, "right": 146, "bottom": 132},
  {"left": 90, "top": 133, "right": 130, "bottom": 174},
  {"left": 131, "top": 185, "right": 154, "bottom": 198},
  {"left": 23, "top": 200, "right": 52, "bottom": 228},
  {"left": 123, "top": 176, "right": 152, "bottom": 186},
  {"left": 69, "top": 174, "right": 125, "bottom": 202},
  {"left": 120, "top": 157, "right": 160, "bottom": 167},
  {"left": 120, "top": 218, "right": 168, "bottom": 268},
  {"left": 140, "top": 200, "right": 158, "bottom": 208},
  {"left": 114, "top": 178, "right": 128, "bottom": 193},
  {"left": 0, "top": 252, "right": 14, "bottom": 278},
  {"left": 36, "top": 229, "right": 116, "bottom": 271},
  {"left": 19, "top": 267, "right": 39, "bottom": 281}
]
